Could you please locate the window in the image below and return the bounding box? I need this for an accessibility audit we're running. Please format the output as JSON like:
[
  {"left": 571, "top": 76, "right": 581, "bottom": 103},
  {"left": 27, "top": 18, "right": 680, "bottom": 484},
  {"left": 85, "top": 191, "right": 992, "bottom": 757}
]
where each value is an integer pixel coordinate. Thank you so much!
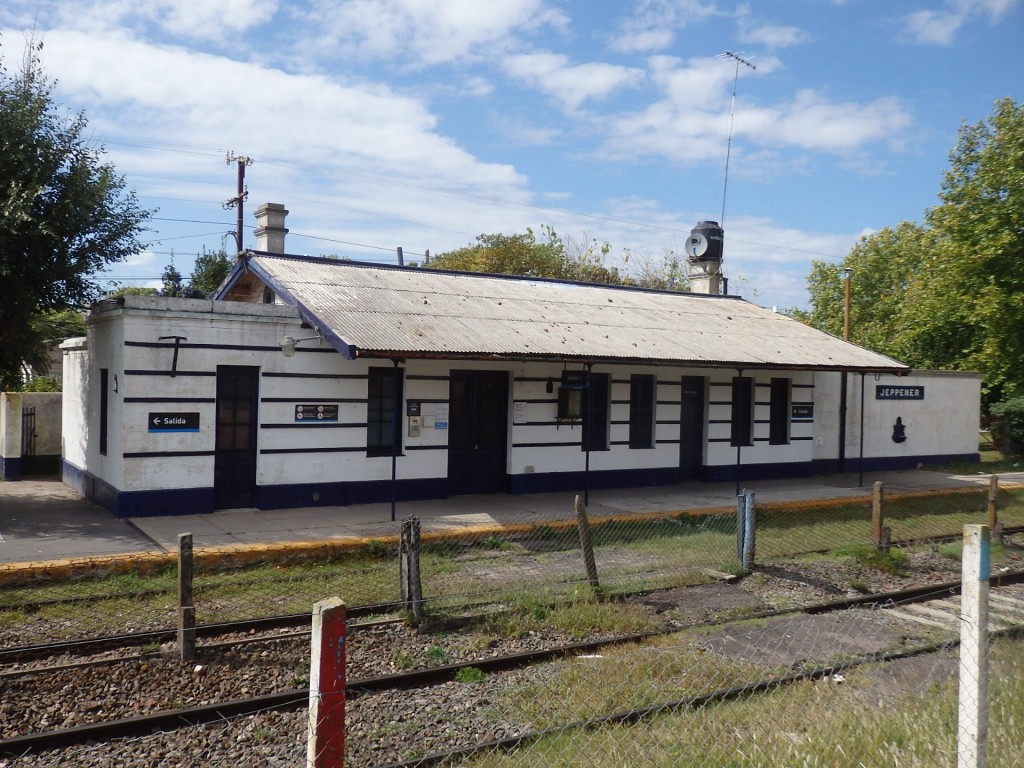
[
  {"left": 769, "top": 377, "right": 791, "bottom": 445},
  {"left": 629, "top": 374, "right": 656, "bottom": 448},
  {"left": 582, "top": 372, "right": 610, "bottom": 451},
  {"left": 730, "top": 376, "right": 753, "bottom": 447},
  {"left": 99, "top": 368, "right": 109, "bottom": 456},
  {"left": 367, "top": 367, "right": 403, "bottom": 456}
]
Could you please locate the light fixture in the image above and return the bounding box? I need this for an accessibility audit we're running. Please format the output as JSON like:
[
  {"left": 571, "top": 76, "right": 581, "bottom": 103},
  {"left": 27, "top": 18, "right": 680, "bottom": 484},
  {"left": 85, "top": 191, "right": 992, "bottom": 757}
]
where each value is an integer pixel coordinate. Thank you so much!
[
  {"left": 280, "top": 332, "right": 322, "bottom": 357},
  {"left": 839, "top": 267, "right": 853, "bottom": 280}
]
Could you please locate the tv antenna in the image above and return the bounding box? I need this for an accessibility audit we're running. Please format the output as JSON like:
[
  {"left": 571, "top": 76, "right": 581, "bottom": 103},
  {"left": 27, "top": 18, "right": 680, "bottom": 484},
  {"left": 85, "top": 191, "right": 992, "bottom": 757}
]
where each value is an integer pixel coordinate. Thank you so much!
[{"left": 717, "top": 50, "right": 755, "bottom": 227}]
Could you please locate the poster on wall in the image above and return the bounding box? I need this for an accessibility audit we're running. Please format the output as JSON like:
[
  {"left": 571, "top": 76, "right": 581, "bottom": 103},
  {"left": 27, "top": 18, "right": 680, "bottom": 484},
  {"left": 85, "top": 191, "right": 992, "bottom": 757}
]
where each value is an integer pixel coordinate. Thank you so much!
[
  {"left": 513, "top": 401, "right": 528, "bottom": 424},
  {"left": 434, "top": 403, "right": 449, "bottom": 430}
]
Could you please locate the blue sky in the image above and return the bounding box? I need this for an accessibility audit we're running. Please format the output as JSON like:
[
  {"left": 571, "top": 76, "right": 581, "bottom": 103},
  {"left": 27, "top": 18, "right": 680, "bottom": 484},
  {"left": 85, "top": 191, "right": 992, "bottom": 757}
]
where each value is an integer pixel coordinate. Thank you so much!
[{"left": 2, "top": 0, "right": 1022, "bottom": 310}]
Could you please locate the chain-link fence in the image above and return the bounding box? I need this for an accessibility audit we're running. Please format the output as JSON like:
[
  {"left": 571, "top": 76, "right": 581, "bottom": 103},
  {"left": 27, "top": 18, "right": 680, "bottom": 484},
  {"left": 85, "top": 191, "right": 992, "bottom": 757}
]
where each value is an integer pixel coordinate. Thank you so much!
[{"left": 3, "top": 478, "right": 1024, "bottom": 767}]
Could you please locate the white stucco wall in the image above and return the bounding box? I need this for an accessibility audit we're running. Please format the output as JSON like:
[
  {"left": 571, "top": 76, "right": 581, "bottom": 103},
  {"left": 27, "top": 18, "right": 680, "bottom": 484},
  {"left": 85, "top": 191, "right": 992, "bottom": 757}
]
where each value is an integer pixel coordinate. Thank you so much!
[{"left": 65, "top": 294, "right": 983, "bottom": 508}]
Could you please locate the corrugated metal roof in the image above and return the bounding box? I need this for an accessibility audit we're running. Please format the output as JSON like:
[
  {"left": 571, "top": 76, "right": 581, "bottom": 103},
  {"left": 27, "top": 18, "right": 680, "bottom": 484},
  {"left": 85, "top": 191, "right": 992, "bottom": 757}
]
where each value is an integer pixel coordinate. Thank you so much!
[{"left": 246, "top": 253, "right": 908, "bottom": 372}]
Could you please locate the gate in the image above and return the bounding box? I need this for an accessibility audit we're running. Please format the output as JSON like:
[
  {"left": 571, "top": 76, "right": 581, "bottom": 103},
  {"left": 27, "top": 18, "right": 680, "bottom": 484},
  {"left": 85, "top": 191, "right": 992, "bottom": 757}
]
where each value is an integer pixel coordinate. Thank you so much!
[{"left": 21, "top": 406, "right": 38, "bottom": 476}]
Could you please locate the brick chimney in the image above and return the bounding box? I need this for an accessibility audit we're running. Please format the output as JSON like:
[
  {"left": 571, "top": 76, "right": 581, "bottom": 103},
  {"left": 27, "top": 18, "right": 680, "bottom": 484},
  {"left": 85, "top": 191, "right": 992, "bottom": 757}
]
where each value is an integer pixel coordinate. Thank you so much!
[{"left": 254, "top": 203, "right": 288, "bottom": 252}]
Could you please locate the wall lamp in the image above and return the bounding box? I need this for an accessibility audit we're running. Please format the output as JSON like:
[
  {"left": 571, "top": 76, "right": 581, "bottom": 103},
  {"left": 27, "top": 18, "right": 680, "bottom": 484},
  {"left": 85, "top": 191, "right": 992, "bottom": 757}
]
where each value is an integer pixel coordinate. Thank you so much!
[{"left": 280, "top": 331, "right": 322, "bottom": 357}]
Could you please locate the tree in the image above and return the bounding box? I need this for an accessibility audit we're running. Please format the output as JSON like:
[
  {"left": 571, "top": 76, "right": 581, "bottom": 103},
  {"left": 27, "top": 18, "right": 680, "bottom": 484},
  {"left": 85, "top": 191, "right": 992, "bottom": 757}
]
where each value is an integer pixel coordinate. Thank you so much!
[
  {"left": 190, "top": 247, "right": 233, "bottom": 297},
  {"left": 0, "top": 43, "right": 150, "bottom": 390},
  {"left": 798, "top": 99, "right": 1024, "bottom": 404},
  {"left": 428, "top": 226, "right": 568, "bottom": 278},
  {"left": 428, "top": 226, "right": 636, "bottom": 286}
]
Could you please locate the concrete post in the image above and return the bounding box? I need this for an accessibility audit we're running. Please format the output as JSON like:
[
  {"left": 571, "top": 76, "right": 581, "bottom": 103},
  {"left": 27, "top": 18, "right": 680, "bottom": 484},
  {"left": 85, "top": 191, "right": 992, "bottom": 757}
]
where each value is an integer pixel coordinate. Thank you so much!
[
  {"left": 958, "top": 524, "right": 989, "bottom": 768},
  {"left": 575, "top": 494, "right": 600, "bottom": 589},
  {"left": 308, "top": 597, "right": 347, "bottom": 768}
]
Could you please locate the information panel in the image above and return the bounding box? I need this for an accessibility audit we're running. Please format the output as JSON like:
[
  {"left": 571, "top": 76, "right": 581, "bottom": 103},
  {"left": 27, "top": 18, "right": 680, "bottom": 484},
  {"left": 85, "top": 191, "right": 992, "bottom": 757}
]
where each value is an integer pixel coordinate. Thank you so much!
[{"left": 294, "top": 404, "right": 340, "bottom": 422}]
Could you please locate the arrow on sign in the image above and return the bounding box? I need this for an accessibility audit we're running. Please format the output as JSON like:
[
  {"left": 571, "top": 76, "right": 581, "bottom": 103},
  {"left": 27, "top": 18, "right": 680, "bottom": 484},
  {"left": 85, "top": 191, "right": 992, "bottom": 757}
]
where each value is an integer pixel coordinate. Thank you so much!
[{"left": 152, "top": 417, "right": 162, "bottom": 426}]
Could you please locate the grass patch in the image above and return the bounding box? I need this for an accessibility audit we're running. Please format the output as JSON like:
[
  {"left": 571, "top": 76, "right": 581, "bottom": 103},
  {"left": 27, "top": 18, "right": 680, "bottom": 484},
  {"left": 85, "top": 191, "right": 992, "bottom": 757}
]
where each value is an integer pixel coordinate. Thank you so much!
[
  {"left": 825, "top": 544, "right": 910, "bottom": 575},
  {"left": 478, "top": 590, "right": 659, "bottom": 640},
  {"left": 465, "top": 638, "right": 1024, "bottom": 767},
  {"left": 454, "top": 666, "right": 487, "bottom": 683}
]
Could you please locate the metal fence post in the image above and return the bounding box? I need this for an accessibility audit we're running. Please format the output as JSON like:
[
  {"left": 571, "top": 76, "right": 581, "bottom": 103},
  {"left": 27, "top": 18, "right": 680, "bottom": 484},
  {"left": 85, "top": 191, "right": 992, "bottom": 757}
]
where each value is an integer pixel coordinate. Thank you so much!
[
  {"left": 736, "top": 492, "right": 746, "bottom": 566},
  {"left": 742, "top": 490, "right": 756, "bottom": 573},
  {"left": 308, "top": 597, "right": 347, "bottom": 768},
  {"left": 177, "top": 533, "right": 196, "bottom": 661},
  {"left": 958, "top": 524, "right": 989, "bottom": 768}
]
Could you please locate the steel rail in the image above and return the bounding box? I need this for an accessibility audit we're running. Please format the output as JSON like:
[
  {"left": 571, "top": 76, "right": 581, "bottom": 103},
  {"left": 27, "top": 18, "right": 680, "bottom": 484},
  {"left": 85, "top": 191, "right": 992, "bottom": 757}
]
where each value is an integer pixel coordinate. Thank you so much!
[{"left": 4, "top": 571, "right": 1024, "bottom": 757}]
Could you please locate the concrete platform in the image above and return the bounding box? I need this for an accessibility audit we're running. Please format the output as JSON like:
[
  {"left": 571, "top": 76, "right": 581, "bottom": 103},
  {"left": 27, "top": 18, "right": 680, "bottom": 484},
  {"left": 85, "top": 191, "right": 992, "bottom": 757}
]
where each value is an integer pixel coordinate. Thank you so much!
[{"left": 3, "top": 468, "right": 1018, "bottom": 570}]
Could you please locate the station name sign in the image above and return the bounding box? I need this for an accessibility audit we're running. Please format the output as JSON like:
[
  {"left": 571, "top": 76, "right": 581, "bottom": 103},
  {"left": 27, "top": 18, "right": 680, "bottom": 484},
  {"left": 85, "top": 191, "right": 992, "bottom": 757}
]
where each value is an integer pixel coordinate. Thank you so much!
[
  {"left": 875, "top": 385, "right": 925, "bottom": 401},
  {"left": 294, "top": 404, "right": 339, "bottom": 422},
  {"left": 148, "top": 412, "right": 200, "bottom": 432}
]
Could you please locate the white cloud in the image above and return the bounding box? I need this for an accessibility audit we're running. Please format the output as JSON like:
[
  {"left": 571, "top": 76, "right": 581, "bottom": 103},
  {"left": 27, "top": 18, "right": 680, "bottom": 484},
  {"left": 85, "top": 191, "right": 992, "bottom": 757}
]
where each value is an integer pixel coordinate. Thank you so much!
[
  {"left": 502, "top": 52, "right": 645, "bottom": 112},
  {"left": 607, "top": 0, "right": 719, "bottom": 54},
  {"left": 39, "top": 29, "right": 526, "bottom": 193},
  {"left": 739, "top": 22, "right": 808, "bottom": 49},
  {"left": 599, "top": 56, "right": 911, "bottom": 166},
  {"left": 903, "top": 0, "right": 1019, "bottom": 45},
  {"left": 300, "top": 0, "right": 568, "bottom": 67},
  {"left": 124, "top": 250, "right": 157, "bottom": 268},
  {"left": 6, "top": 0, "right": 279, "bottom": 42}
]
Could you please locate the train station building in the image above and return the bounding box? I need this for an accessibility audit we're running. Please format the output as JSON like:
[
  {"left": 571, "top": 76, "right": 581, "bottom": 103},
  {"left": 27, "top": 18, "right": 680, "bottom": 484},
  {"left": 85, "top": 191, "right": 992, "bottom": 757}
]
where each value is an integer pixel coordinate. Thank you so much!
[{"left": 60, "top": 204, "right": 982, "bottom": 517}]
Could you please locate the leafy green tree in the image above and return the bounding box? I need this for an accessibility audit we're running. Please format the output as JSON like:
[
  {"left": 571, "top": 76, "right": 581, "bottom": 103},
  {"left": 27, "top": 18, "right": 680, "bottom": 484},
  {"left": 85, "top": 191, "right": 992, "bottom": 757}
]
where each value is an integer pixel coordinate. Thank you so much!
[
  {"left": 793, "top": 221, "right": 931, "bottom": 355},
  {"left": 0, "top": 44, "right": 150, "bottom": 390},
  {"left": 798, "top": 98, "right": 1024, "bottom": 403},
  {"left": 429, "top": 226, "right": 567, "bottom": 278},
  {"left": 105, "top": 285, "right": 159, "bottom": 298},
  {"left": 428, "top": 225, "right": 638, "bottom": 287},
  {"left": 190, "top": 247, "right": 233, "bottom": 297}
]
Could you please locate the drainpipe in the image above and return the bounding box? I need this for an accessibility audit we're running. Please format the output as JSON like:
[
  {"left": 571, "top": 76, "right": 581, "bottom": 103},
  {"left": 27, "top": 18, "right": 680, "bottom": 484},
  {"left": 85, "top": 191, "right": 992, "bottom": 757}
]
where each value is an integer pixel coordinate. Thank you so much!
[
  {"left": 838, "top": 372, "right": 848, "bottom": 474},
  {"left": 584, "top": 362, "right": 593, "bottom": 506},
  {"left": 858, "top": 372, "right": 866, "bottom": 488},
  {"left": 391, "top": 358, "right": 402, "bottom": 522},
  {"left": 734, "top": 368, "right": 744, "bottom": 497}
]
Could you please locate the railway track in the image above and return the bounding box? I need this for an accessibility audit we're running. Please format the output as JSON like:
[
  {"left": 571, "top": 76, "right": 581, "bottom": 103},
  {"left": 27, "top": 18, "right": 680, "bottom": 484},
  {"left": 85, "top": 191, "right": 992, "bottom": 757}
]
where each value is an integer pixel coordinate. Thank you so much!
[{"left": 4, "top": 569, "right": 1024, "bottom": 762}]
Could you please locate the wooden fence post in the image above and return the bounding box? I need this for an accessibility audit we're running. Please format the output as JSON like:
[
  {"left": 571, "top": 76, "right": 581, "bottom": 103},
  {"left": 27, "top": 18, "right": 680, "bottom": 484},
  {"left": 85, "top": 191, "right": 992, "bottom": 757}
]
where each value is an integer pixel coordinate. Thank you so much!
[
  {"left": 987, "top": 475, "right": 1002, "bottom": 544},
  {"left": 958, "top": 525, "right": 989, "bottom": 768},
  {"left": 574, "top": 494, "right": 600, "bottom": 589},
  {"left": 177, "top": 533, "right": 195, "bottom": 661},
  {"left": 308, "top": 597, "right": 347, "bottom": 768},
  {"left": 400, "top": 517, "right": 423, "bottom": 625},
  {"left": 872, "top": 482, "right": 886, "bottom": 551}
]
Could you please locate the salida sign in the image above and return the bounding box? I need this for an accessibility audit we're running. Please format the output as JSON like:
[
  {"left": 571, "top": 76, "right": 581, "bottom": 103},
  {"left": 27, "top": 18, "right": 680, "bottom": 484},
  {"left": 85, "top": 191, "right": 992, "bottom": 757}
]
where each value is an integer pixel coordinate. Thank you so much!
[{"left": 148, "top": 412, "right": 200, "bottom": 432}]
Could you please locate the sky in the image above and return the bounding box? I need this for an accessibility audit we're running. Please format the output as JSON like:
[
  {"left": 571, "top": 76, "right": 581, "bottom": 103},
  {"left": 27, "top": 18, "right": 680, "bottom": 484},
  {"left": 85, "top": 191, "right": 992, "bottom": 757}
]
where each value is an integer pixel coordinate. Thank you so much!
[{"left": 2, "top": 0, "right": 1022, "bottom": 310}]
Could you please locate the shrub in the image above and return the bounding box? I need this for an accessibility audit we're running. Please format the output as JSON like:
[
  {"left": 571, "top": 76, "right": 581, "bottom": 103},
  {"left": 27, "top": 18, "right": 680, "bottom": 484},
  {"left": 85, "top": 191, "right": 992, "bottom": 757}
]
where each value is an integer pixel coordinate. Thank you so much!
[{"left": 990, "top": 395, "right": 1024, "bottom": 456}]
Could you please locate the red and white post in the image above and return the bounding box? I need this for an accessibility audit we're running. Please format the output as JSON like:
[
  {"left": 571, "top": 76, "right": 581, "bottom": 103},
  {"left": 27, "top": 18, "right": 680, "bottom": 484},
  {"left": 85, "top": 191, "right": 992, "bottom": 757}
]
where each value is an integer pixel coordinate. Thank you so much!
[{"left": 308, "top": 597, "right": 347, "bottom": 768}]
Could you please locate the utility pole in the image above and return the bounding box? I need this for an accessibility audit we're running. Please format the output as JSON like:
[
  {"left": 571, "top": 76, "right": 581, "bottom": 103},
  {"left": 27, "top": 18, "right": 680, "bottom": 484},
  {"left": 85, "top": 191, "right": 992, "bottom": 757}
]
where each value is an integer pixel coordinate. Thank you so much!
[{"left": 222, "top": 152, "right": 254, "bottom": 254}]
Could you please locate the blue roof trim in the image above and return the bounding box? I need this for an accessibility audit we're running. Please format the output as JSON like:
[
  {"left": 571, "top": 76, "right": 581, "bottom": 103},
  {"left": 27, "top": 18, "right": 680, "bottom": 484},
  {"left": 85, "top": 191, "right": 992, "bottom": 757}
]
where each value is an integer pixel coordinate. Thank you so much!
[
  {"left": 213, "top": 255, "right": 250, "bottom": 300},
  {"left": 238, "top": 255, "right": 359, "bottom": 360}
]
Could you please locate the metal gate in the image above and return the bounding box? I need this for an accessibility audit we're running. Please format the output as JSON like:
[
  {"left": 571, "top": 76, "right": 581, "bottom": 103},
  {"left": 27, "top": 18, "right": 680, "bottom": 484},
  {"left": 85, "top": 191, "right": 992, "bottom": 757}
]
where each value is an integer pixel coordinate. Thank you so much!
[{"left": 21, "top": 406, "right": 38, "bottom": 475}]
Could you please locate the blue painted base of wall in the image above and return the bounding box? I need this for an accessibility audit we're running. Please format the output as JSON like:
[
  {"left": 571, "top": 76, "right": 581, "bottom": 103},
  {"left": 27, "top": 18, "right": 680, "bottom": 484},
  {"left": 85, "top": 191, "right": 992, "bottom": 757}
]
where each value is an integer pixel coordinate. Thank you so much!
[
  {"left": 255, "top": 478, "right": 449, "bottom": 510},
  {"left": 63, "top": 452, "right": 982, "bottom": 518},
  {"left": 1, "top": 456, "right": 21, "bottom": 481},
  {"left": 63, "top": 461, "right": 214, "bottom": 518}
]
